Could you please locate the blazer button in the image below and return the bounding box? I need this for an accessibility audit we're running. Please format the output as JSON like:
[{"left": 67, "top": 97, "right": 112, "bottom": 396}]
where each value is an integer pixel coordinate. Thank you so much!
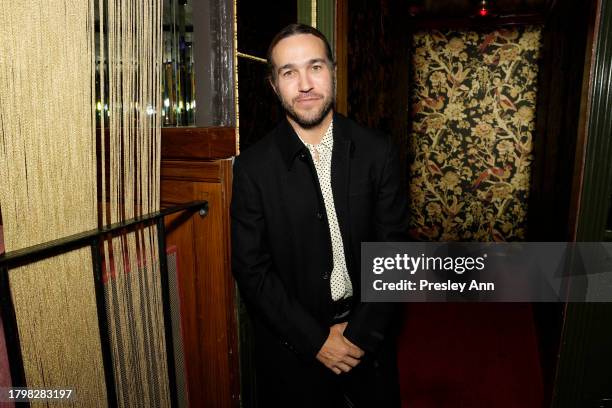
[
  {"left": 317, "top": 212, "right": 323, "bottom": 220},
  {"left": 322, "top": 273, "right": 329, "bottom": 280}
]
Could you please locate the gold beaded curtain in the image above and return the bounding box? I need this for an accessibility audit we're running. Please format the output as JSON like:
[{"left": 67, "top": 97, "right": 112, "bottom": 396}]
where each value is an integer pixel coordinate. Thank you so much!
[
  {"left": 0, "top": 0, "right": 166, "bottom": 406},
  {"left": 100, "top": 0, "right": 169, "bottom": 406}
]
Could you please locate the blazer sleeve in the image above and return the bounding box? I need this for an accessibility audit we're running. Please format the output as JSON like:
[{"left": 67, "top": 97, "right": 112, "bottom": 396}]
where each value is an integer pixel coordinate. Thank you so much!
[
  {"left": 231, "top": 158, "right": 329, "bottom": 358},
  {"left": 343, "top": 136, "right": 409, "bottom": 353}
]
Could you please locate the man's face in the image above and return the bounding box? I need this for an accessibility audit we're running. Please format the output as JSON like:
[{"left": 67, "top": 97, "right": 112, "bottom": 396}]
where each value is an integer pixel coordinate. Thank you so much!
[{"left": 270, "top": 33, "right": 335, "bottom": 129}]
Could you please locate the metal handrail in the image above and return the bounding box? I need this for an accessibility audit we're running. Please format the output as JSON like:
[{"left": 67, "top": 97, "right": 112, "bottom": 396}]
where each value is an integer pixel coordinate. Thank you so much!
[
  {"left": 0, "top": 200, "right": 208, "bottom": 268},
  {"left": 0, "top": 200, "right": 208, "bottom": 407}
]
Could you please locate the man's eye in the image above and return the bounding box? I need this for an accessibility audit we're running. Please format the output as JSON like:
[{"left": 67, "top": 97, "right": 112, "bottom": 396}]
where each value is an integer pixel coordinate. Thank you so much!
[
  {"left": 282, "top": 70, "right": 294, "bottom": 78},
  {"left": 312, "top": 65, "right": 322, "bottom": 71}
]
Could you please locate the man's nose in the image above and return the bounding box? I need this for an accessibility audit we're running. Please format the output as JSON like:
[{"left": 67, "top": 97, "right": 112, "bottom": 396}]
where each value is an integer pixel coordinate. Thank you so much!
[{"left": 298, "top": 72, "right": 313, "bottom": 92}]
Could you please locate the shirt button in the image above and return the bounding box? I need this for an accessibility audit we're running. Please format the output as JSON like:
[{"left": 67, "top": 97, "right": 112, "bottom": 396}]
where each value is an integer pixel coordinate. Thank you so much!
[{"left": 317, "top": 212, "right": 323, "bottom": 220}]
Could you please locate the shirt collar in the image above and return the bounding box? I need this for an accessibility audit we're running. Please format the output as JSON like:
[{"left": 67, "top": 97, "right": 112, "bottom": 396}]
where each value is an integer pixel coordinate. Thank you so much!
[
  {"left": 319, "top": 121, "right": 334, "bottom": 151},
  {"left": 297, "top": 119, "right": 334, "bottom": 152},
  {"left": 274, "top": 112, "right": 353, "bottom": 170}
]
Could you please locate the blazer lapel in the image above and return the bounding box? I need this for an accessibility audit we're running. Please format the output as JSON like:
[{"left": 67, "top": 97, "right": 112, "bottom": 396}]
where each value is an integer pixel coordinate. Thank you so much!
[{"left": 273, "top": 118, "right": 308, "bottom": 170}]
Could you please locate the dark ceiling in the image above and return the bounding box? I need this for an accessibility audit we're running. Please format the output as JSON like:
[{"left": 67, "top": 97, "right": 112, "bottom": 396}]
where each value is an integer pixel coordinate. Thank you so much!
[{"left": 407, "top": 0, "right": 556, "bottom": 18}]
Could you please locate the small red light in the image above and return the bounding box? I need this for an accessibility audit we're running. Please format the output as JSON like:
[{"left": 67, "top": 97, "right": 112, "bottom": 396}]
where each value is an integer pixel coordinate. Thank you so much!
[{"left": 479, "top": 8, "right": 488, "bottom": 16}]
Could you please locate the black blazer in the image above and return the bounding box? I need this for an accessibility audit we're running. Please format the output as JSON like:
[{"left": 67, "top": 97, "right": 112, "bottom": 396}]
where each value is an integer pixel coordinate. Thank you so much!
[{"left": 231, "top": 112, "right": 409, "bottom": 360}]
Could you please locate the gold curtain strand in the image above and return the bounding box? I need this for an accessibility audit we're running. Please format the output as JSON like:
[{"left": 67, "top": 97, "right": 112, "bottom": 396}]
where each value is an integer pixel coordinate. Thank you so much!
[
  {"left": 1, "top": 0, "right": 166, "bottom": 405},
  {"left": 102, "top": 0, "right": 168, "bottom": 405},
  {"left": 0, "top": 1, "right": 107, "bottom": 406}
]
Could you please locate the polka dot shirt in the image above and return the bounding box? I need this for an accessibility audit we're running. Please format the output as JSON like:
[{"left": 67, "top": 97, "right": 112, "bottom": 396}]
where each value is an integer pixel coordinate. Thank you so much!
[{"left": 298, "top": 120, "right": 353, "bottom": 301}]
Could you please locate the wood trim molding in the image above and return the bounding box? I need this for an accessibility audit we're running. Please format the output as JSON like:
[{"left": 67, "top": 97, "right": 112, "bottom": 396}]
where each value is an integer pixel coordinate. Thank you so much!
[
  {"left": 569, "top": 0, "right": 601, "bottom": 241},
  {"left": 335, "top": 0, "right": 348, "bottom": 115},
  {"left": 297, "top": 0, "right": 312, "bottom": 25},
  {"left": 317, "top": 0, "right": 335, "bottom": 51},
  {"left": 161, "top": 127, "right": 237, "bottom": 160},
  {"left": 161, "top": 160, "right": 226, "bottom": 183}
]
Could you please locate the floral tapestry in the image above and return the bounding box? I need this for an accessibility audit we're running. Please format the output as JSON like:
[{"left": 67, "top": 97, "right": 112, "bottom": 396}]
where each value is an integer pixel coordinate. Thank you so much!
[{"left": 408, "top": 27, "right": 542, "bottom": 241}]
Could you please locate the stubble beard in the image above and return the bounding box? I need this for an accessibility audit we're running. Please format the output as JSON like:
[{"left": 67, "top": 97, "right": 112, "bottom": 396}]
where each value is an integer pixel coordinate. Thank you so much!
[{"left": 278, "top": 79, "right": 336, "bottom": 129}]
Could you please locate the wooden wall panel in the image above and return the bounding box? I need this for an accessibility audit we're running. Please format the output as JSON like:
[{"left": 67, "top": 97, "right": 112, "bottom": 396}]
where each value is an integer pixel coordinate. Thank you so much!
[
  {"left": 161, "top": 127, "right": 237, "bottom": 160},
  {"left": 161, "top": 151, "right": 238, "bottom": 407}
]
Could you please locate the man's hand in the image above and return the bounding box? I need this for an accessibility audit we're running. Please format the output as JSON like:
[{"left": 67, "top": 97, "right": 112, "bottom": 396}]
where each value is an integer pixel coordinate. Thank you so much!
[{"left": 316, "top": 322, "right": 365, "bottom": 374}]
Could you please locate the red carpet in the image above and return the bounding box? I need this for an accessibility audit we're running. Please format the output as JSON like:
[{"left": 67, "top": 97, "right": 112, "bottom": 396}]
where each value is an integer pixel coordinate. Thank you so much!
[{"left": 398, "top": 303, "right": 544, "bottom": 408}]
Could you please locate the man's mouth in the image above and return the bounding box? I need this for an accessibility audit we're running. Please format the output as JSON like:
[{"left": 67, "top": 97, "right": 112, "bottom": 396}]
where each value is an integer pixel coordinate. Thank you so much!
[{"left": 295, "top": 94, "right": 322, "bottom": 104}]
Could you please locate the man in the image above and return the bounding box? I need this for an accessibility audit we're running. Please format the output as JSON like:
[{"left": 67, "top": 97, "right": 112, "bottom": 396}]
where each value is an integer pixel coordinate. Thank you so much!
[{"left": 231, "top": 23, "right": 408, "bottom": 407}]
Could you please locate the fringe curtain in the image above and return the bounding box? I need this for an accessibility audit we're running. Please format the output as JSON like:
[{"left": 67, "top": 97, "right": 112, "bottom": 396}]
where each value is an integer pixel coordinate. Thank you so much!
[{"left": 0, "top": 0, "right": 166, "bottom": 406}]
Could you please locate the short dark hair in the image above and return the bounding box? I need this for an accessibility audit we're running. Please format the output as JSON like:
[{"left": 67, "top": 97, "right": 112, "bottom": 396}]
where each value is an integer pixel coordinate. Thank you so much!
[{"left": 266, "top": 23, "right": 334, "bottom": 81}]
